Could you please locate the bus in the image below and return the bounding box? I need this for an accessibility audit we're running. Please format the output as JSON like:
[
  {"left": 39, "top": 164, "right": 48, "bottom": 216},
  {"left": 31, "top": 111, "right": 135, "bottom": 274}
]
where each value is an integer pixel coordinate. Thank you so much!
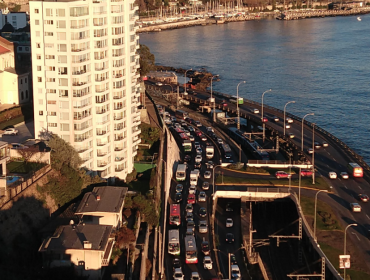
[
  {"left": 169, "top": 204, "right": 181, "bottom": 226},
  {"left": 348, "top": 163, "right": 363, "bottom": 178},
  {"left": 230, "top": 96, "right": 244, "bottom": 105},
  {"left": 176, "top": 164, "right": 187, "bottom": 181},
  {"left": 221, "top": 144, "right": 233, "bottom": 159},
  {"left": 183, "top": 139, "right": 192, "bottom": 153},
  {"left": 184, "top": 235, "right": 198, "bottom": 264},
  {"left": 168, "top": 229, "right": 180, "bottom": 255},
  {"left": 175, "top": 110, "right": 189, "bottom": 120}
]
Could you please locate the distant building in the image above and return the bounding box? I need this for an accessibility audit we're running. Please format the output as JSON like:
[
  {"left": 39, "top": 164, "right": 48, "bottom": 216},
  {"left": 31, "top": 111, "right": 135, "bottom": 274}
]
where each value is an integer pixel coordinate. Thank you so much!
[
  {"left": 0, "top": 8, "right": 28, "bottom": 30},
  {"left": 75, "top": 186, "right": 128, "bottom": 229},
  {"left": 0, "top": 36, "right": 30, "bottom": 104},
  {"left": 39, "top": 223, "right": 115, "bottom": 280}
]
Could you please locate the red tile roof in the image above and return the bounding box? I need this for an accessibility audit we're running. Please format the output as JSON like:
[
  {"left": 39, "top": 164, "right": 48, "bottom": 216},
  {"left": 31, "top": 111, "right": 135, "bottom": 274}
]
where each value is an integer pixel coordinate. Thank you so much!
[{"left": 0, "top": 45, "right": 10, "bottom": 55}]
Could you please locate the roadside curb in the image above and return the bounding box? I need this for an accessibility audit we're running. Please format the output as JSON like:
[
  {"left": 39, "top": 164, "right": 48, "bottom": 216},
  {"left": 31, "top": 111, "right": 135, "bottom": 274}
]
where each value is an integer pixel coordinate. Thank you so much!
[
  {"left": 14, "top": 121, "right": 25, "bottom": 128},
  {"left": 224, "top": 168, "right": 270, "bottom": 176}
]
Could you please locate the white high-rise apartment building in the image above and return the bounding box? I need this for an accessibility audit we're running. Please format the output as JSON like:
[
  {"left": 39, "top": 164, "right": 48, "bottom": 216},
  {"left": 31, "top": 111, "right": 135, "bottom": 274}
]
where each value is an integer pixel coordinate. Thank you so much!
[{"left": 30, "top": 0, "right": 141, "bottom": 180}]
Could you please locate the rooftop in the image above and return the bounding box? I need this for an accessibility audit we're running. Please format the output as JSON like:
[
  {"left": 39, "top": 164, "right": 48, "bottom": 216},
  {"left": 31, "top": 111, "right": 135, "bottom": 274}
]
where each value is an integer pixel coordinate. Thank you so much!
[
  {"left": 75, "top": 186, "right": 128, "bottom": 214},
  {"left": 0, "top": 45, "right": 10, "bottom": 55},
  {"left": 39, "top": 223, "right": 113, "bottom": 252}
]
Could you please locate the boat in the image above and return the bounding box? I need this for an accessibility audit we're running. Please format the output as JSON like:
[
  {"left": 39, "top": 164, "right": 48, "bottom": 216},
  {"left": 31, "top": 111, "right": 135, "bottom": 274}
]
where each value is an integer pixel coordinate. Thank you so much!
[{"left": 357, "top": 17, "right": 361, "bottom": 21}]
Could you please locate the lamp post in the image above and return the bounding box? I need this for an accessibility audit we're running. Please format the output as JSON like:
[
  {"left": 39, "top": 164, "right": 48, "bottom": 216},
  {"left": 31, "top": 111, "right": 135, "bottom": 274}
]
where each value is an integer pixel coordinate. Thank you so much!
[
  {"left": 184, "top": 68, "right": 192, "bottom": 95},
  {"left": 344, "top": 223, "right": 357, "bottom": 279},
  {"left": 312, "top": 123, "right": 316, "bottom": 184},
  {"left": 284, "top": 101, "right": 295, "bottom": 136},
  {"left": 210, "top": 75, "right": 218, "bottom": 122},
  {"left": 301, "top": 113, "right": 314, "bottom": 151},
  {"left": 261, "top": 89, "right": 272, "bottom": 142},
  {"left": 236, "top": 81, "right": 246, "bottom": 130},
  {"left": 313, "top": 189, "right": 328, "bottom": 241},
  {"left": 159, "top": 158, "right": 167, "bottom": 278}
]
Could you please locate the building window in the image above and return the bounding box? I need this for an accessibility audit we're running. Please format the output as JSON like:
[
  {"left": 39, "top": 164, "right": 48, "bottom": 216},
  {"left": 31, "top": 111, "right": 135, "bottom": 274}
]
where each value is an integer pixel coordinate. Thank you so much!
[
  {"left": 37, "top": 66, "right": 41, "bottom": 71},
  {"left": 36, "top": 31, "right": 40, "bottom": 37},
  {"left": 37, "top": 55, "right": 41, "bottom": 60},
  {"left": 21, "top": 92, "right": 24, "bottom": 100},
  {"left": 39, "top": 111, "right": 43, "bottom": 115},
  {"left": 26, "top": 90, "right": 28, "bottom": 98},
  {"left": 48, "top": 112, "right": 57, "bottom": 116},
  {"left": 45, "top": 32, "right": 54, "bottom": 36},
  {"left": 35, "top": 9, "right": 39, "bottom": 13},
  {"left": 44, "top": 20, "right": 54, "bottom": 25},
  {"left": 46, "top": 9, "right": 53, "bottom": 16},
  {"left": 38, "top": 77, "right": 42, "bottom": 82},
  {"left": 26, "top": 47, "right": 29, "bottom": 51},
  {"left": 47, "top": 100, "right": 57, "bottom": 105},
  {"left": 39, "top": 99, "right": 43, "bottom": 105},
  {"left": 36, "top": 43, "right": 40, "bottom": 48},
  {"left": 35, "top": 20, "right": 39, "bottom": 25},
  {"left": 48, "top": 123, "right": 57, "bottom": 127},
  {"left": 57, "top": 9, "right": 66, "bottom": 17}
]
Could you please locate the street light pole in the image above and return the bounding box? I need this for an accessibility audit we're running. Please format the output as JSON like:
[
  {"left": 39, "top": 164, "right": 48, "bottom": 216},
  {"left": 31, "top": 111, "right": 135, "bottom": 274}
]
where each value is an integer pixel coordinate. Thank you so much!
[
  {"left": 236, "top": 81, "right": 246, "bottom": 130},
  {"left": 313, "top": 190, "right": 328, "bottom": 241},
  {"left": 312, "top": 123, "right": 316, "bottom": 184},
  {"left": 212, "top": 165, "right": 222, "bottom": 195},
  {"left": 301, "top": 113, "right": 314, "bottom": 151},
  {"left": 284, "top": 101, "right": 295, "bottom": 136},
  {"left": 184, "top": 68, "right": 192, "bottom": 95},
  {"left": 159, "top": 158, "right": 167, "bottom": 278},
  {"left": 228, "top": 252, "right": 231, "bottom": 280},
  {"left": 210, "top": 75, "right": 218, "bottom": 123},
  {"left": 344, "top": 223, "right": 357, "bottom": 279},
  {"left": 261, "top": 89, "right": 272, "bottom": 142}
]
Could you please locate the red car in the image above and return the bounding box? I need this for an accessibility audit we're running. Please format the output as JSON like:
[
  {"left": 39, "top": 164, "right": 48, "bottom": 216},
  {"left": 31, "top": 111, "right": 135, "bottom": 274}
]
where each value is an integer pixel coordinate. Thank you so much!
[
  {"left": 187, "top": 194, "right": 196, "bottom": 204},
  {"left": 301, "top": 169, "right": 313, "bottom": 177},
  {"left": 275, "top": 171, "right": 291, "bottom": 179},
  {"left": 262, "top": 117, "right": 268, "bottom": 123},
  {"left": 359, "top": 194, "right": 369, "bottom": 202},
  {"left": 195, "top": 130, "right": 202, "bottom": 137}
]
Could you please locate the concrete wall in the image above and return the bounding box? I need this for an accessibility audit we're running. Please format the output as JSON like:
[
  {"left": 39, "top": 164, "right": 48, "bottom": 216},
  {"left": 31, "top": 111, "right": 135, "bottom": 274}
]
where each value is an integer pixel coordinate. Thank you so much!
[
  {"left": 83, "top": 212, "right": 120, "bottom": 229},
  {"left": 9, "top": 149, "right": 51, "bottom": 164}
]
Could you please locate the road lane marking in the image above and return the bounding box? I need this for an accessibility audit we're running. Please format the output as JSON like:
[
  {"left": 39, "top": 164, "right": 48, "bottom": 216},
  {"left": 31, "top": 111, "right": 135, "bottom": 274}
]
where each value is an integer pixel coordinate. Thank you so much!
[
  {"left": 344, "top": 185, "right": 348, "bottom": 189},
  {"left": 367, "top": 214, "right": 370, "bottom": 220},
  {"left": 358, "top": 185, "right": 362, "bottom": 190},
  {"left": 351, "top": 232, "right": 360, "bottom": 241}
]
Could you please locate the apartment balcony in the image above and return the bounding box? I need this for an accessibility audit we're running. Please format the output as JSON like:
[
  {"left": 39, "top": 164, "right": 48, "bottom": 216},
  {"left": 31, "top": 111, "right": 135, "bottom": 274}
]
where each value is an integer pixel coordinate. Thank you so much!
[
  {"left": 114, "top": 125, "right": 124, "bottom": 131},
  {"left": 95, "top": 88, "right": 109, "bottom": 93},
  {"left": 113, "top": 74, "right": 124, "bottom": 79},
  {"left": 113, "top": 94, "right": 124, "bottom": 100},
  {"left": 114, "top": 136, "right": 124, "bottom": 141},
  {"left": 96, "top": 130, "right": 108, "bottom": 136},
  {"left": 94, "top": 56, "right": 107, "bottom": 60},
  {"left": 71, "top": 24, "right": 89, "bottom": 29},
  {"left": 97, "top": 141, "right": 109, "bottom": 147},
  {"left": 95, "top": 67, "right": 108, "bottom": 72},
  {"left": 113, "top": 115, "right": 124, "bottom": 121},
  {"left": 76, "top": 147, "right": 91, "bottom": 154},
  {"left": 97, "top": 161, "right": 108, "bottom": 167},
  {"left": 115, "top": 156, "right": 124, "bottom": 162},
  {"left": 72, "top": 81, "right": 88, "bottom": 87},
  {"left": 72, "top": 58, "right": 89, "bottom": 64},
  {"left": 97, "top": 152, "right": 108, "bottom": 157},
  {"left": 96, "top": 98, "right": 109, "bottom": 104},
  {"left": 96, "top": 109, "right": 109, "bottom": 114},
  {"left": 95, "top": 77, "right": 107, "bottom": 83},
  {"left": 74, "top": 114, "right": 92, "bottom": 121},
  {"left": 72, "top": 36, "right": 89, "bottom": 41},
  {"left": 72, "top": 47, "right": 89, "bottom": 52},
  {"left": 74, "top": 136, "right": 92, "bottom": 143},
  {"left": 115, "top": 167, "right": 124, "bottom": 172},
  {"left": 114, "top": 146, "right": 124, "bottom": 151},
  {"left": 72, "top": 70, "right": 88, "bottom": 75},
  {"left": 114, "top": 106, "right": 123, "bottom": 111}
]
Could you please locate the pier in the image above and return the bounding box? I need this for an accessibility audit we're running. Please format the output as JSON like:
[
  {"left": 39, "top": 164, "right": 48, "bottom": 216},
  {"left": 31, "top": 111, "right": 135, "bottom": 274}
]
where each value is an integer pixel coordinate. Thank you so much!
[{"left": 277, "top": 7, "right": 370, "bottom": 20}]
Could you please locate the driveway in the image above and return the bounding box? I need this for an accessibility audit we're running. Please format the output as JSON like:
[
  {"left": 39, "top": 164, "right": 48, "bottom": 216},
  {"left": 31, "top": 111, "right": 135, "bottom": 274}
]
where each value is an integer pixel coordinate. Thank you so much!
[{"left": 0, "top": 120, "right": 35, "bottom": 144}]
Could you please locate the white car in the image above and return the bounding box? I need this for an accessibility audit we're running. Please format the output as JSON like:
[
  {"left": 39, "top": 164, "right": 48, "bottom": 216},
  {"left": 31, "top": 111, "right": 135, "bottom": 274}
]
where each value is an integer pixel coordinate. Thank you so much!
[
  {"left": 190, "top": 272, "right": 200, "bottom": 280},
  {"left": 155, "top": 82, "right": 163, "bottom": 86},
  {"left": 273, "top": 116, "right": 279, "bottom": 122},
  {"left": 350, "top": 203, "right": 361, "bottom": 212},
  {"left": 203, "top": 256, "right": 213, "bottom": 270},
  {"left": 253, "top": 108, "right": 259, "bottom": 114},
  {"left": 288, "top": 133, "right": 294, "bottom": 139},
  {"left": 189, "top": 185, "right": 196, "bottom": 195},
  {"left": 340, "top": 172, "right": 349, "bottom": 179},
  {"left": 173, "top": 268, "right": 184, "bottom": 280},
  {"left": 189, "top": 135, "right": 195, "bottom": 141},
  {"left": 287, "top": 117, "right": 293, "bottom": 123},
  {"left": 285, "top": 124, "right": 291, "bottom": 129},
  {"left": 231, "top": 265, "right": 241, "bottom": 279},
  {"left": 195, "top": 155, "right": 202, "bottom": 163},
  {"left": 198, "top": 191, "right": 206, "bottom": 202},
  {"left": 204, "top": 171, "right": 211, "bottom": 179},
  {"left": 184, "top": 130, "right": 191, "bottom": 136},
  {"left": 329, "top": 172, "right": 337, "bottom": 179},
  {"left": 196, "top": 147, "right": 202, "bottom": 154},
  {"left": 3, "top": 128, "right": 18, "bottom": 135},
  {"left": 226, "top": 218, "right": 233, "bottom": 228},
  {"left": 307, "top": 148, "right": 313, "bottom": 154},
  {"left": 199, "top": 220, "right": 208, "bottom": 233}
]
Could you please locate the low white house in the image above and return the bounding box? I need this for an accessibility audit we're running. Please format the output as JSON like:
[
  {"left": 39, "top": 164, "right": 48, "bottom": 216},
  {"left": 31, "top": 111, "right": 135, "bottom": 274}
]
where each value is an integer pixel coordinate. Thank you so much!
[
  {"left": 75, "top": 186, "right": 128, "bottom": 229},
  {"left": 39, "top": 223, "right": 115, "bottom": 280}
]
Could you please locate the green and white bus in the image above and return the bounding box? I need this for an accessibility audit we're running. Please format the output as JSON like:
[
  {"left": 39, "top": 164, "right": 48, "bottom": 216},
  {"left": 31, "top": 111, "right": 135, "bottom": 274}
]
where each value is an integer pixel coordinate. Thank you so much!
[{"left": 230, "top": 96, "right": 244, "bottom": 105}]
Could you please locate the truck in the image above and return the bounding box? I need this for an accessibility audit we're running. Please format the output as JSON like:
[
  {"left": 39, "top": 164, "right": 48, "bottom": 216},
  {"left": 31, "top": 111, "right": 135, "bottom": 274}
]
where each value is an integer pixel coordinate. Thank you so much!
[
  {"left": 206, "top": 145, "right": 214, "bottom": 159},
  {"left": 190, "top": 170, "right": 200, "bottom": 186}
]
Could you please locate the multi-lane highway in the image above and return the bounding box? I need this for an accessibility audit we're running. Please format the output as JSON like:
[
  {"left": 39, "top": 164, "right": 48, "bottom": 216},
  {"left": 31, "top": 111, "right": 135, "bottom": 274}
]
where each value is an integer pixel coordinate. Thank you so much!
[{"left": 149, "top": 78, "right": 370, "bottom": 278}]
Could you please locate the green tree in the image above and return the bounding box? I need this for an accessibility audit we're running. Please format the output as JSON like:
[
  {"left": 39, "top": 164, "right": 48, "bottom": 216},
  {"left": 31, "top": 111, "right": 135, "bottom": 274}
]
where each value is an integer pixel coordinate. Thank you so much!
[
  {"left": 138, "top": 44, "right": 155, "bottom": 76},
  {"left": 12, "top": 5, "right": 21, "bottom": 12}
]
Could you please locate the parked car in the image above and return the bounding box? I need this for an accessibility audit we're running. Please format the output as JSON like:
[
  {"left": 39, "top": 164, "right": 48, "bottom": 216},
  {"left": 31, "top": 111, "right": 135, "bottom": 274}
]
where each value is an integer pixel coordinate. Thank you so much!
[
  {"left": 203, "top": 256, "right": 213, "bottom": 270},
  {"left": 301, "top": 169, "right": 313, "bottom": 177},
  {"left": 3, "top": 128, "right": 18, "bottom": 135},
  {"left": 198, "top": 191, "right": 206, "bottom": 202},
  {"left": 202, "top": 240, "right": 210, "bottom": 255},
  {"left": 199, "top": 207, "right": 207, "bottom": 218},
  {"left": 204, "top": 171, "right": 211, "bottom": 179},
  {"left": 329, "top": 172, "right": 337, "bottom": 179},
  {"left": 226, "top": 233, "right": 235, "bottom": 243},
  {"left": 275, "top": 171, "right": 291, "bottom": 179},
  {"left": 199, "top": 220, "right": 208, "bottom": 233},
  {"left": 187, "top": 194, "right": 196, "bottom": 204},
  {"left": 226, "top": 218, "right": 233, "bottom": 228},
  {"left": 176, "top": 184, "right": 183, "bottom": 193},
  {"left": 359, "top": 194, "right": 369, "bottom": 202},
  {"left": 202, "top": 182, "right": 210, "bottom": 190}
]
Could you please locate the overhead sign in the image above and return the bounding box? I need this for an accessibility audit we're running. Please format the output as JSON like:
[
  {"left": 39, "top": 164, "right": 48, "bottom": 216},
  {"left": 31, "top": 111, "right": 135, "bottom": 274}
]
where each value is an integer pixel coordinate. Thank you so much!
[{"left": 339, "top": 255, "right": 351, "bottom": 269}]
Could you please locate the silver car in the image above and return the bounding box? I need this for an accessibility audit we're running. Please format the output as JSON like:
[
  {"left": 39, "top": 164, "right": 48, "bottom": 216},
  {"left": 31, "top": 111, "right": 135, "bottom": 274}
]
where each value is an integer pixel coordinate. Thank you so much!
[
  {"left": 198, "top": 191, "right": 206, "bottom": 202},
  {"left": 199, "top": 220, "right": 208, "bottom": 233}
]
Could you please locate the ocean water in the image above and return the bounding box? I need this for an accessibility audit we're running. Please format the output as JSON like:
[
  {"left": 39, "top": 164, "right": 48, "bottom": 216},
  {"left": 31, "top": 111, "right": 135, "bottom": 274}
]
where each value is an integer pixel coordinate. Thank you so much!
[{"left": 140, "top": 15, "right": 370, "bottom": 165}]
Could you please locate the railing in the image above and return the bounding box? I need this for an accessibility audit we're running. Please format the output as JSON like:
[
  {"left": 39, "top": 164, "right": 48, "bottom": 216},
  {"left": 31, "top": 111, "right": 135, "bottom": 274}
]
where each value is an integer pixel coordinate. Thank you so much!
[
  {"left": 72, "top": 70, "right": 87, "bottom": 75},
  {"left": 98, "top": 162, "right": 108, "bottom": 167},
  {"left": 74, "top": 114, "right": 91, "bottom": 120},
  {"left": 96, "top": 130, "right": 108, "bottom": 135},
  {"left": 97, "top": 153, "right": 108, "bottom": 157}
]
